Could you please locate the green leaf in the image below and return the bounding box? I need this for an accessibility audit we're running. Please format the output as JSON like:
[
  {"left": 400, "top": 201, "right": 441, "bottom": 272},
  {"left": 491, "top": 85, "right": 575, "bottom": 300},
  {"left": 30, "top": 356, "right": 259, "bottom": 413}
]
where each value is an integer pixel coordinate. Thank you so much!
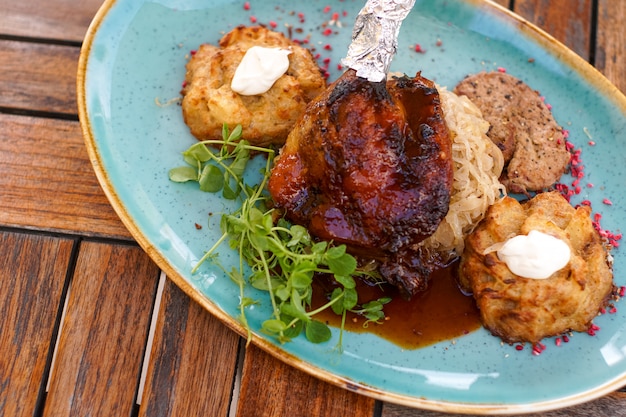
[
  {"left": 326, "top": 245, "right": 346, "bottom": 259},
  {"left": 274, "top": 285, "right": 290, "bottom": 302},
  {"left": 330, "top": 287, "right": 344, "bottom": 315},
  {"left": 198, "top": 164, "right": 224, "bottom": 192},
  {"left": 342, "top": 287, "right": 358, "bottom": 311},
  {"left": 227, "top": 124, "right": 243, "bottom": 142},
  {"left": 184, "top": 142, "right": 213, "bottom": 163},
  {"left": 305, "top": 320, "right": 332, "bottom": 343},
  {"left": 282, "top": 317, "right": 303, "bottom": 339},
  {"left": 280, "top": 301, "right": 309, "bottom": 323},
  {"left": 168, "top": 166, "right": 198, "bottom": 183},
  {"left": 220, "top": 181, "right": 237, "bottom": 200},
  {"left": 290, "top": 269, "right": 313, "bottom": 290},
  {"left": 311, "top": 241, "right": 328, "bottom": 254},
  {"left": 262, "top": 319, "right": 288, "bottom": 334},
  {"left": 334, "top": 274, "right": 356, "bottom": 289},
  {"left": 327, "top": 253, "right": 357, "bottom": 277},
  {"left": 286, "top": 225, "right": 309, "bottom": 247}
]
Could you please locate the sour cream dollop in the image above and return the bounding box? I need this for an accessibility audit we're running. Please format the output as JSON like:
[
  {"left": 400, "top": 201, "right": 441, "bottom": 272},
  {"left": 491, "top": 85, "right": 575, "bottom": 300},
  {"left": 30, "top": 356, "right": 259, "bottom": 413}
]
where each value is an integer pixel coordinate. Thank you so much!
[
  {"left": 496, "top": 230, "right": 571, "bottom": 279},
  {"left": 231, "top": 46, "right": 291, "bottom": 96}
]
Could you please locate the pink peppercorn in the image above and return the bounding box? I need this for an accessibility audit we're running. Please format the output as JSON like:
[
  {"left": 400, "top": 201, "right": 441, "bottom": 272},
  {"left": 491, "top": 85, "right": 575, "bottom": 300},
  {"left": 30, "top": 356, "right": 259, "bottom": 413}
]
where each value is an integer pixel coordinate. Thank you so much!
[
  {"left": 269, "top": 21, "right": 277, "bottom": 28},
  {"left": 249, "top": 15, "right": 257, "bottom": 23},
  {"left": 603, "top": 198, "right": 613, "bottom": 205},
  {"left": 243, "top": 1, "right": 250, "bottom": 11}
]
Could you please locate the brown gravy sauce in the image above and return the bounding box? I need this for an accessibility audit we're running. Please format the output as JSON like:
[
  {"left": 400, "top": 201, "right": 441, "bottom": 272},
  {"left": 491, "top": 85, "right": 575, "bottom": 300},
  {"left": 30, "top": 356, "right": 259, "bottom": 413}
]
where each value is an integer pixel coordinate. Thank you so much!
[{"left": 311, "top": 261, "right": 481, "bottom": 349}]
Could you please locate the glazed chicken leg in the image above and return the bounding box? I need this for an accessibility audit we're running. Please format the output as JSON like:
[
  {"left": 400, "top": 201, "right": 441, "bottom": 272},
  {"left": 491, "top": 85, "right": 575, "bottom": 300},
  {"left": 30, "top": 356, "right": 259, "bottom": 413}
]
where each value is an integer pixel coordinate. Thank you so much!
[{"left": 268, "top": 69, "right": 453, "bottom": 297}]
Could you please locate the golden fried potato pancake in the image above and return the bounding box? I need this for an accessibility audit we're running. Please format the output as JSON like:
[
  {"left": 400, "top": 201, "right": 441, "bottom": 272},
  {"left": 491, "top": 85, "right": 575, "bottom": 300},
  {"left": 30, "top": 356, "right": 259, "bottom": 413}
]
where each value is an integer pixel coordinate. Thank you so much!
[
  {"left": 181, "top": 26, "right": 326, "bottom": 146},
  {"left": 459, "top": 192, "right": 614, "bottom": 344}
]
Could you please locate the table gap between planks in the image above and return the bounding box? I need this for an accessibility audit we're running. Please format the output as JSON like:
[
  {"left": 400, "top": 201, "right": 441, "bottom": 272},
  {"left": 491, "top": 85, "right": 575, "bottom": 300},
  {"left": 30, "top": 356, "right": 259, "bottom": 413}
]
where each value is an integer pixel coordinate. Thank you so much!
[{"left": 0, "top": 0, "right": 624, "bottom": 416}]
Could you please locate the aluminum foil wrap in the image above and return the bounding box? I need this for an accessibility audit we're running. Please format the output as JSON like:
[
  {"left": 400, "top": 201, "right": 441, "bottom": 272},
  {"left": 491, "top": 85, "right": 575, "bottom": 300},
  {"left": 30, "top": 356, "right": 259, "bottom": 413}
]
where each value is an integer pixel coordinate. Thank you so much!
[{"left": 341, "top": 0, "right": 416, "bottom": 82}]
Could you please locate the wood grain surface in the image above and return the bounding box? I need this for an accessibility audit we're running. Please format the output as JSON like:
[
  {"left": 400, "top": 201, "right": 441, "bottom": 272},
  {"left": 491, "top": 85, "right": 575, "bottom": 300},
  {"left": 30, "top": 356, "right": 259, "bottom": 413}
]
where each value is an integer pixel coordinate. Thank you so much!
[
  {"left": 42, "top": 242, "right": 159, "bottom": 416},
  {"left": 0, "top": 0, "right": 624, "bottom": 416}
]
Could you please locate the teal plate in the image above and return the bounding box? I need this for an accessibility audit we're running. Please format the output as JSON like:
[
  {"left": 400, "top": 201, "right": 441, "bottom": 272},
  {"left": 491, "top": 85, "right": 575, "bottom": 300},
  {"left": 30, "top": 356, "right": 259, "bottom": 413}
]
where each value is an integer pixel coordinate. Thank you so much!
[{"left": 77, "top": 0, "right": 626, "bottom": 413}]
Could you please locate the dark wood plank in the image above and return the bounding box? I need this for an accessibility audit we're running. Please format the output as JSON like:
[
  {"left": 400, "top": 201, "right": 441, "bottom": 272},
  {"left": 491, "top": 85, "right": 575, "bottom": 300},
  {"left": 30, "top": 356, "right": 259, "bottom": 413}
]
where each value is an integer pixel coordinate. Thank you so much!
[
  {"left": 0, "top": 113, "right": 132, "bottom": 239},
  {"left": 381, "top": 391, "right": 626, "bottom": 417},
  {"left": 0, "top": 40, "right": 79, "bottom": 115},
  {"left": 42, "top": 241, "right": 159, "bottom": 416},
  {"left": 0, "top": 0, "right": 104, "bottom": 43},
  {"left": 236, "top": 344, "right": 376, "bottom": 417},
  {"left": 595, "top": 0, "right": 626, "bottom": 93},
  {"left": 0, "top": 232, "right": 74, "bottom": 417},
  {"left": 514, "top": 0, "right": 593, "bottom": 61},
  {"left": 138, "top": 278, "right": 240, "bottom": 417}
]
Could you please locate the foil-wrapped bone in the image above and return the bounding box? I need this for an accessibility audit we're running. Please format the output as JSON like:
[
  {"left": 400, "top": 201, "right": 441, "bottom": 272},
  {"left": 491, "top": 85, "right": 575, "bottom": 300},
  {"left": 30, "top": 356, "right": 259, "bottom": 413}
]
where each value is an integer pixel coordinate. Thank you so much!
[{"left": 341, "top": 0, "right": 416, "bottom": 82}]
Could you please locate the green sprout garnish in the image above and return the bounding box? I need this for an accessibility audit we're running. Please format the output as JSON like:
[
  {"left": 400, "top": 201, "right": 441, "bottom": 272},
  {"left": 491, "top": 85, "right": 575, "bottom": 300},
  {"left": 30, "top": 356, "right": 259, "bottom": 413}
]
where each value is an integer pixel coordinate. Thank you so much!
[{"left": 169, "top": 125, "right": 390, "bottom": 347}]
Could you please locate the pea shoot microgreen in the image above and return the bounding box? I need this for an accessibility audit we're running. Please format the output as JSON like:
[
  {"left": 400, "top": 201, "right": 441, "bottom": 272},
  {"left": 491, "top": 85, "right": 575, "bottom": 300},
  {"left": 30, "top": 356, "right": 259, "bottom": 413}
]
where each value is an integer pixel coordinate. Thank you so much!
[{"left": 169, "top": 125, "right": 390, "bottom": 347}]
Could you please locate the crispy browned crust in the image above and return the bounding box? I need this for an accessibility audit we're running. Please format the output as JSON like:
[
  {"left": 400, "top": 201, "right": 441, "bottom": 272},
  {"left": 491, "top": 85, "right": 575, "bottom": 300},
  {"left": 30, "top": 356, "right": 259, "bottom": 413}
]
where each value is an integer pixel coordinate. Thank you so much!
[
  {"left": 268, "top": 70, "right": 454, "bottom": 297},
  {"left": 454, "top": 72, "right": 571, "bottom": 194},
  {"left": 181, "top": 26, "right": 326, "bottom": 146},
  {"left": 459, "top": 192, "right": 614, "bottom": 344}
]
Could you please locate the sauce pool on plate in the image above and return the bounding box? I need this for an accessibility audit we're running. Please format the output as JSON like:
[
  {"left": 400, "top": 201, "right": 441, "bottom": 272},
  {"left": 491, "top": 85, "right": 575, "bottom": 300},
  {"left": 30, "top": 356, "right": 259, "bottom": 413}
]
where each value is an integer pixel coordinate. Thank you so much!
[{"left": 312, "top": 261, "right": 481, "bottom": 349}]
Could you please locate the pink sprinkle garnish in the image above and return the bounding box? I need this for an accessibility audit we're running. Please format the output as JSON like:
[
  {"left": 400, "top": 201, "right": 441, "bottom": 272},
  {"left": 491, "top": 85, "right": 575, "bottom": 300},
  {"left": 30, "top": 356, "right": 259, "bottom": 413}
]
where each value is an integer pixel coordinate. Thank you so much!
[
  {"left": 243, "top": 1, "right": 250, "bottom": 10},
  {"left": 331, "top": 12, "right": 340, "bottom": 21},
  {"left": 586, "top": 183, "right": 594, "bottom": 188},
  {"left": 497, "top": 67, "right": 507, "bottom": 73},
  {"left": 323, "top": 5, "right": 331, "bottom": 13},
  {"left": 619, "top": 286, "right": 625, "bottom": 297},
  {"left": 414, "top": 44, "right": 425, "bottom": 53},
  {"left": 337, "top": 64, "right": 343, "bottom": 70},
  {"left": 515, "top": 344, "right": 524, "bottom": 351},
  {"left": 588, "top": 140, "right": 596, "bottom": 146},
  {"left": 555, "top": 337, "right": 562, "bottom": 347},
  {"left": 249, "top": 15, "right": 257, "bottom": 23},
  {"left": 323, "top": 44, "right": 332, "bottom": 50},
  {"left": 603, "top": 198, "right": 613, "bottom": 206},
  {"left": 563, "top": 335, "right": 570, "bottom": 343},
  {"left": 269, "top": 20, "right": 277, "bottom": 28},
  {"left": 610, "top": 307, "right": 618, "bottom": 314},
  {"left": 323, "top": 28, "right": 333, "bottom": 36}
]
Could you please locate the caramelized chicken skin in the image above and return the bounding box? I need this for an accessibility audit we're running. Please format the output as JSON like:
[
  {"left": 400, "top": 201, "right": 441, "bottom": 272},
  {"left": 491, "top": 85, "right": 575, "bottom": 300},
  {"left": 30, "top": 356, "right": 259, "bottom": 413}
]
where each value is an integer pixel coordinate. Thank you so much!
[{"left": 268, "top": 69, "right": 453, "bottom": 297}]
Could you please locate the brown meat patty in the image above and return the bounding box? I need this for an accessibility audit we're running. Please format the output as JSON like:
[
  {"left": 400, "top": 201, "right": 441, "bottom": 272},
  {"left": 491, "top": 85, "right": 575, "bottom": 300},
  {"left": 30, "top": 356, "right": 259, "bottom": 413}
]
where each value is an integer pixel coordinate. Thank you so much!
[
  {"left": 455, "top": 72, "right": 571, "bottom": 194},
  {"left": 459, "top": 192, "right": 614, "bottom": 344}
]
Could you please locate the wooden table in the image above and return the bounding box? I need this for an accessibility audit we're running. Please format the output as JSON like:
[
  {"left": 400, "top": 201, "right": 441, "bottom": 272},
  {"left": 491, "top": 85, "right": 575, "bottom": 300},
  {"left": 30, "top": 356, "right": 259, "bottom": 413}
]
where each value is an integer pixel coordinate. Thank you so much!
[{"left": 1, "top": 0, "right": 624, "bottom": 416}]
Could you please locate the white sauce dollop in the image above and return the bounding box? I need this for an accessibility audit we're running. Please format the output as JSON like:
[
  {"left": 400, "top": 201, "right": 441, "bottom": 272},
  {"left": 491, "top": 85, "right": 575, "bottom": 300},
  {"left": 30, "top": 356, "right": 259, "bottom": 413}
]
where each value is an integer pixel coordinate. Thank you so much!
[
  {"left": 231, "top": 46, "right": 292, "bottom": 96},
  {"left": 497, "top": 230, "right": 571, "bottom": 279}
]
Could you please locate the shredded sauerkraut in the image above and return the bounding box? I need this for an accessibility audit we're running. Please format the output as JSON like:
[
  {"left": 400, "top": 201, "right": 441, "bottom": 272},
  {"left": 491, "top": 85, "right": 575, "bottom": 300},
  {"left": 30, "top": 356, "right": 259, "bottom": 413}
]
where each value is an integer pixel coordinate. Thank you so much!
[{"left": 420, "top": 87, "right": 506, "bottom": 258}]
